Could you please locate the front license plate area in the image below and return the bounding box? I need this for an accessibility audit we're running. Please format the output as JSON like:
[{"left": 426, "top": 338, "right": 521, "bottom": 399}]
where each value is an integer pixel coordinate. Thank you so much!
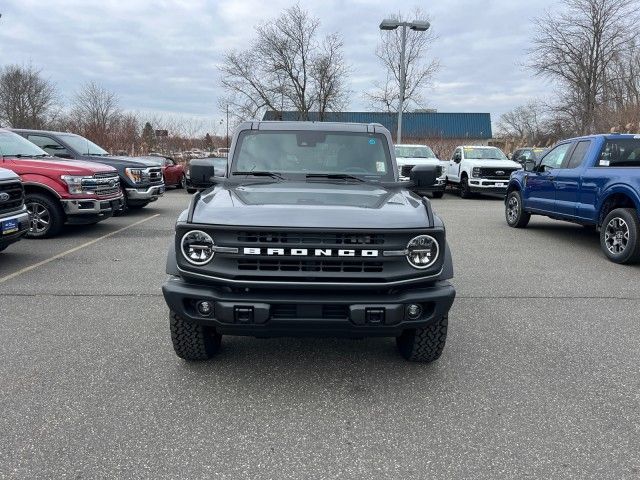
[{"left": 1, "top": 218, "right": 19, "bottom": 235}]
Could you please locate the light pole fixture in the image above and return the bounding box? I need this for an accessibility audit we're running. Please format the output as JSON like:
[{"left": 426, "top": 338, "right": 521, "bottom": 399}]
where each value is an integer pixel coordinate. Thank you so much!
[{"left": 379, "top": 18, "right": 431, "bottom": 143}]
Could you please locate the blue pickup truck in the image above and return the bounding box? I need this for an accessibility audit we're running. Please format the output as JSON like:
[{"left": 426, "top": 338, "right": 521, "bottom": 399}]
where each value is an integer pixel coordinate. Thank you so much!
[{"left": 505, "top": 134, "right": 640, "bottom": 264}]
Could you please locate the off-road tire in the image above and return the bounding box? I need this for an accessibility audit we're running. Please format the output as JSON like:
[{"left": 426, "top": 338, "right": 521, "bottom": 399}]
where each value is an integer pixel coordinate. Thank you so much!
[
  {"left": 24, "top": 192, "right": 65, "bottom": 239},
  {"left": 170, "top": 311, "right": 221, "bottom": 361},
  {"left": 505, "top": 190, "right": 530, "bottom": 228},
  {"left": 432, "top": 191, "right": 444, "bottom": 199},
  {"left": 396, "top": 315, "right": 448, "bottom": 363},
  {"left": 459, "top": 176, "right": 473, "bottom": 199},
  {"left": 600, "top": 208, "right": 640, "bottom": 264}
]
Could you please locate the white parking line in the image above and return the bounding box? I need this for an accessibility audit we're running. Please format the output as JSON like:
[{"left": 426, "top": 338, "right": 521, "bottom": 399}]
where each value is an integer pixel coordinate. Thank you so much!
[{"left": 0, "top": 214, "right": 160, "bottom": 284}]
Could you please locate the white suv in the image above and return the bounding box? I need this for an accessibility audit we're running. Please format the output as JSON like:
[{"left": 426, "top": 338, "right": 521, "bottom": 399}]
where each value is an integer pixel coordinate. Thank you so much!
[
  {"left": 446, "top": 145, "right": 522, "bottom": 198},
  {"left": 395, "top": 144, "right": 447, "bottom": 198}
]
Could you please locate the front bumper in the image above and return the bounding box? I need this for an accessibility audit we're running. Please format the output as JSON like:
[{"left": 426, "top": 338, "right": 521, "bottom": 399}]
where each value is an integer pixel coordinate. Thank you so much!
[
  {"left": 125, "top": 184, "right": 165, "bottom": 202},
  {"left": 162, "top": 276, "right": 456, "bottom": 337},
  {"left": 468, "top": 178, "right": 509, "bottom": 193},
  {"left": 0, "top": 208, "right": 30, "bottom": 247},
  {"left": 62, "top": 195, "right": 124, "bottom": 215}
]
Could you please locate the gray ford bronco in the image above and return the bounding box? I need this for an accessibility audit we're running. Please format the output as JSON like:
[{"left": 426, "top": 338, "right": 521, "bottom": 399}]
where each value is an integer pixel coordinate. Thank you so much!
[{"left": 162, "top": 121, "right": 455, "bottom": 362}]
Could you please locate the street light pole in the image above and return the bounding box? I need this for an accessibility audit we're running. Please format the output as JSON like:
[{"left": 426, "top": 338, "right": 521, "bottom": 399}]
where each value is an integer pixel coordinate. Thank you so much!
[
  {"left": 226, "top": 104, "right": 229, "bottom": 149},
  {"left": 397, "top": 24, "right": 407, "bottom": 144},
  {"left": 379, "top": 18, "right": 430, "bottom": 144}
]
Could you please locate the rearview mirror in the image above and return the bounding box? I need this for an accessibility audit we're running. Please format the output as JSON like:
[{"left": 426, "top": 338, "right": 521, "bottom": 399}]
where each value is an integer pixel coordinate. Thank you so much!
[
  {"left": 409, "top": 164, "right": 438, "bottom": 187},
  {"left": 189, "top": 159, "right": 219, "bottom": 188}
]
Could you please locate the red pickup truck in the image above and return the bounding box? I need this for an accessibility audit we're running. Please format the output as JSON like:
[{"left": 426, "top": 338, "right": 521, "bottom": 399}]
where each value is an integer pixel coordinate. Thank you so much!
[{"left": 0, "top": 129, "right": 124, "bottom": 238}]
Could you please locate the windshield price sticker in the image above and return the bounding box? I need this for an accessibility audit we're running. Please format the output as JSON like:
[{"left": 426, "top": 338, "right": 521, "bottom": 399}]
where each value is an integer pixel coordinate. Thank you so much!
[
  {"left": 376, "top": 161, "right": 385, "bottom": 172},
  {"left": 600, "top": 160, "right": 610, "bottom": 166}
]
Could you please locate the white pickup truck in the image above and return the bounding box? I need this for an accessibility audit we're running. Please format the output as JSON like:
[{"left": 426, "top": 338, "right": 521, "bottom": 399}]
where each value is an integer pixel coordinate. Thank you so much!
[
  {"left": 446, "top": 145, "right": 522, "bottom": 198},
  {"left": 395, "top": 144, "right": 447, "bottom": 198}
]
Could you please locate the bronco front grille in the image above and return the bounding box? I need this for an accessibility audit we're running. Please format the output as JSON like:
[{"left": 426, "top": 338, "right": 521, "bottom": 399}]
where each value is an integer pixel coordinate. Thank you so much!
[
  {"left": 0, "top": 180, "right": 24, "bottom": 216},
  {"left": 237, "top": 259, "right": 384, "bottom": 273},
  {"left": 237, "top": 232, "right": 385, "bottom": 245}
]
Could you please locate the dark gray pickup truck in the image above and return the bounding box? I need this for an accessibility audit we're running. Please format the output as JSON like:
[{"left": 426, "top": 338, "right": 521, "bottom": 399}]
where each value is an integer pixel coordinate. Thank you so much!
[{"left": 162, "top": 121, "right": 456, "bottom": 362}]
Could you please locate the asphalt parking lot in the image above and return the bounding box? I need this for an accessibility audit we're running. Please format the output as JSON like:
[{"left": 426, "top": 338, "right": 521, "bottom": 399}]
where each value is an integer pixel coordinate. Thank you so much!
[{"left": 1, "top": 189, "right": 638, "bottom": 479}]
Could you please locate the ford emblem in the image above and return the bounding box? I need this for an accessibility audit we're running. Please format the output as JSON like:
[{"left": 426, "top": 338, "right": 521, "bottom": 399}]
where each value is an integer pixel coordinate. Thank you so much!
[{"left": 0, "top": 192, "right": 10, "bottom": 202}]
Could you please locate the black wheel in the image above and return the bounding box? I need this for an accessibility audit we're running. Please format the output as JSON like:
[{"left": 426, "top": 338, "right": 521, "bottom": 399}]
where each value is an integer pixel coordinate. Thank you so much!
[
  {"left": 170, "top": 311, "right": 221, "bottom": 361},
  {"left": 396, "top": 316, "right": 448, "bottom": 363},
  {"left": 432, "top": 191, "right": 444, "bottom": 199},
  {"left": 505, "top": 190, "right": 530, "bottom": 228},
  {"left": 459, "top": 176, "right": 472, "bottom": 199},
  {"left": 600, "top": 208, "right": 640, "bottom": 264},
  {"left": 179, "top": 175, "right": 187, "bottom": 190},
  {"left": 25, "top": 193, "right": 65, "bottom": 238}
]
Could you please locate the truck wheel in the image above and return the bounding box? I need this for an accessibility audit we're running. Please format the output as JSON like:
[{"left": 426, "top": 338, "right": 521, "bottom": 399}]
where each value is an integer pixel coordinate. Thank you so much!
[
  {"left": 25, "top": 193, "right": 64, "bottom": 239},
  {"left": 396, "top": 316, "right": 448, "bottom": 363},
  {"left": 432, "top": 191, "right": 444, "bottom": 199},
  {"left": 600, "top": 208, "right": 640, "bottom": 264},
  {"left": 505, "top": 191, "right": 530, "bottom": 228},
  {"left": 179, "top": 175, "right": 187, "bottom": 189},
  {"left": 459, "top": 176, "right": 472, "bottom": 199},
  {"left": 170, "top": 311, "right": 221, "bottom": 361}
]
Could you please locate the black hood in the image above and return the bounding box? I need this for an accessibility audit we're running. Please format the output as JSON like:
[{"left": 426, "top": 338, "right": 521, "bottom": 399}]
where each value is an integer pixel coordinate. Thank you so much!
[{"left": 190, "top": 181, "right": 431, "bottom": 229}]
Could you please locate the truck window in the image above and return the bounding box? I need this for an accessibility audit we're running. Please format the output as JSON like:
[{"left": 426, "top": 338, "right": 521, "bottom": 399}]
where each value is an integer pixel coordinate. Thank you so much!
[
  {"left": 27, "top": 135, "right": 69, "bottom": 157},
  {"left": 565, "top": 140, "right": 591, "bottom": 169},
  {"left": 598, "top": 139, "right": 640, "bottom": 167},
  {"left": 539, "top": 143, "right": 571, "bottom": 170}
]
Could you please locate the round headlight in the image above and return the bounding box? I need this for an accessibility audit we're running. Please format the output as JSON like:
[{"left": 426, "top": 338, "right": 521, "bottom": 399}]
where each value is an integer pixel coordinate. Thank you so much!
[
  {"left": 405, "top": 235, "right": 439, "bottom": 269},
  {"left": 181, "top": 230, "right": 215, "bottom": 265}
]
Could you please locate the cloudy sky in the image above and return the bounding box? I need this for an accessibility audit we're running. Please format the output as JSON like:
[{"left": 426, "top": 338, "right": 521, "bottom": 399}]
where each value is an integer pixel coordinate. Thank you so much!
[{"left": 0, "top": 0, "right": 559, "bottom": 133}]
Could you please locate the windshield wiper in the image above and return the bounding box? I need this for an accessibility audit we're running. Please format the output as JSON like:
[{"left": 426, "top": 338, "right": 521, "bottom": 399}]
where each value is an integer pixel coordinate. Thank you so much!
[
  {"left": 233, "top": 171, "right": 284, "bottom": 179},
  {"left": 306, "top": 173, "right": 365, "bottom": 182}
]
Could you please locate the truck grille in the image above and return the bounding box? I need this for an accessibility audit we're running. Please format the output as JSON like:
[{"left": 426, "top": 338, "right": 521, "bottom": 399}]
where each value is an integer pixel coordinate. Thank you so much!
[
  {"left": 271, "top": 304, "right": 349, "bottom": 319},
  {"left": 400, "top": 165, "right": 443, "bottom": 178},
  {"left": 148, "top": 168, "right": 163, "bottom": 183},
  {"left": 0, "top": 180, "right": 24, "bottom": 216},
  {"left": 477, "top": 167, "right": 519, "bottom": 180},
  {"left": 81, "top": 174, "right": 121, "bottom": 197},
  {"left": 237, "top": 231, "right": 384, "bottom": 245}
]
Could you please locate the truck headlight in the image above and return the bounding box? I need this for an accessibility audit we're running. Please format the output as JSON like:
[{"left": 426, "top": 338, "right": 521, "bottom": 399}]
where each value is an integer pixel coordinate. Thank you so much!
[
  {"left": 405, "top": 235, "right": 439, "bottom": 269},
  {"left": 472, "top": 167, "right": 481, "bottom": 178},
  {"left": 181, "top": 230, "right": 215, "bottom": 265},
  {"left": 61, "top": 175, "right": 90, "bottom": 195},
  {"left": 125, "top": 168, "right": 145, "bottom": 184}
]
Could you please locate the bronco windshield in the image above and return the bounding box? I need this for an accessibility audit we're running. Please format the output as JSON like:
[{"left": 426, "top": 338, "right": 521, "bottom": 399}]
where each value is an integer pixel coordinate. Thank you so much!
[
  {"left": 231, "top": 130, "right": 394, "bottom": 181},
  {"left": 395, "top": 145, "right": 436, "bottom": 159},
  {"left": 58, "top": 133, "right": 109, "bottom": 156},
  {"left": 0, "top": 131, "right": 49, "bottom": 157},
  {"left": 463, "top": 147, "right": 508, "bottom": 160}
]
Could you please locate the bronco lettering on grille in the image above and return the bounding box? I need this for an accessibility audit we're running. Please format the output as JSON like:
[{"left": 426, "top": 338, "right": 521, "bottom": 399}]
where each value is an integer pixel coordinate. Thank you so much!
[{"left": 243, "top": 247, "right": 379, "bottom": 257}]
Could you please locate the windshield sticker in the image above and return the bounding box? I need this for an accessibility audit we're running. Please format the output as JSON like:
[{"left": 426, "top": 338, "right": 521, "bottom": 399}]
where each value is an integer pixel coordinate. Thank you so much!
[
  {"left": 600, "top": 160, "right": 610, "bottom": 166},
  {"left": 368, "top": 139, "right": 376, "bottom": 145},
  {"left": 376, "top": 161, "right": 385, "bottom": 172}
]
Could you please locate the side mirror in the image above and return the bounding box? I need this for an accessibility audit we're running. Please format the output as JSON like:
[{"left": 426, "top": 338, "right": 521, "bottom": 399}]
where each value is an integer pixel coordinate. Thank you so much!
[
  {"left": 409, "top": 164, "right": 438, "bottom": 187},
  {"left": 189, "top": 159, "right": 219, "bottom": 188},
  {"left": 524, "top": 159, "right": 536, "bottom": 172}
]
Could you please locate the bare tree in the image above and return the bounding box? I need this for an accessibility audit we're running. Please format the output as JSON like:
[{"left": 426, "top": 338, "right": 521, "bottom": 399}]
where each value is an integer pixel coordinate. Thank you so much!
[
  {"left": 497, "top": 101, "right": 548, "bottom": 145},
  {"left": 220, "top": 4, "right": 350, "bottom": 120},
  {"left": 365, "top": 8, "right": 439, "bottom": 112},
  {"left": 529, "top": 0, "right": 637, "bottom": 135},
  {"left": 0, "top": 64, "right": 59, "bottom": 128},
  {"left": 70, "top": 81, "right": 122, "bottom": 147}
]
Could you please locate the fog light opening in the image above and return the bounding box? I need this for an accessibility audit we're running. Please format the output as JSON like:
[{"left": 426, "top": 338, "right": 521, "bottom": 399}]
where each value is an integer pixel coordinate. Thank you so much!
[
  {"left": 407, "top": 304, "right": 423, "bottom": 319},
  {"left": 197, "top": 301, "right": 213, "bottom": 316}
]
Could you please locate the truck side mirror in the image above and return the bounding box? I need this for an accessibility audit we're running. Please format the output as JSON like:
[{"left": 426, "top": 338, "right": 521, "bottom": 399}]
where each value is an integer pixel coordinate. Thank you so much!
[
  {"left": 409, "top": 164, "right": 438, "bottom": 187},
  {"left": 189, "top": 159, "right": 219, "bottom": 188},
  {"left": 524, "top": 159, "right": 536, "bottom": 172}
]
